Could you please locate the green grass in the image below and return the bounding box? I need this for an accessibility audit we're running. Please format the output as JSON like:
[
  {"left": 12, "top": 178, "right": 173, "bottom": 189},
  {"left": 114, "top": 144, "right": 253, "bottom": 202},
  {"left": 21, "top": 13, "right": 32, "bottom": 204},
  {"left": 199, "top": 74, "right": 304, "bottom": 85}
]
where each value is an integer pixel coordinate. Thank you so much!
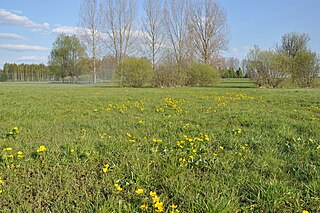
[{"left": 0, "top": 82, "right": 319, "bottom": 212}]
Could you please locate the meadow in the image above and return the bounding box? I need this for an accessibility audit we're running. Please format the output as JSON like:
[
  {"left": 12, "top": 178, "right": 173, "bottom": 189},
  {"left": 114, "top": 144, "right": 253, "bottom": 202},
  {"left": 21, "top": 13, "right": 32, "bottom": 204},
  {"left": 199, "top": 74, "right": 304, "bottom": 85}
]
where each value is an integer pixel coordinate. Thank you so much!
[{"left": 0, "top": 80, "right": 319, "bottom": 212}]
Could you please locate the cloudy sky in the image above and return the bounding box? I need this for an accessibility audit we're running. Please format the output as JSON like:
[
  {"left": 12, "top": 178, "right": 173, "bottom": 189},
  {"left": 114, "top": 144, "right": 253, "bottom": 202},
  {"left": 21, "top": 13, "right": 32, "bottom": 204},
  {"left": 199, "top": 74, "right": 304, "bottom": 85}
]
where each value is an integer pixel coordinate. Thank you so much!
[{"left": 0, "top": 0, "right": 319, "bottom": 68}]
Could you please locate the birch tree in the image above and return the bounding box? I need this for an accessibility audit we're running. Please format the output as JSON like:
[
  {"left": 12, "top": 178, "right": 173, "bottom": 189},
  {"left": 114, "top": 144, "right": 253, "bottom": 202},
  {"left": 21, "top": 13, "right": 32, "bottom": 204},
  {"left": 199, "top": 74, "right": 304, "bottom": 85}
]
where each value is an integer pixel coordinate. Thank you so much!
[
  {"left": 102, "top": 0, "right": 136, "bottom": 64},
  {"left": 142, "top": 0, "right": 165, "bottom": 70},
  {"left": 164, "top": 0, "right": 190, "bottom": 68},
  {"left": 78, "top": 0, "right": 102, "bottom": 84}
]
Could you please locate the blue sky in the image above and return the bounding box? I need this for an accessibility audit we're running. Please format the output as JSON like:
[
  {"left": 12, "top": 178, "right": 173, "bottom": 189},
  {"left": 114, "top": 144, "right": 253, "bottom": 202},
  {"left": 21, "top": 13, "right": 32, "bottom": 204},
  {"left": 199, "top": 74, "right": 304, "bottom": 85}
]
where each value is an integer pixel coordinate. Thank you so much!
[{"left": 0, "top": 0, "right": 319, "bottom": 68}]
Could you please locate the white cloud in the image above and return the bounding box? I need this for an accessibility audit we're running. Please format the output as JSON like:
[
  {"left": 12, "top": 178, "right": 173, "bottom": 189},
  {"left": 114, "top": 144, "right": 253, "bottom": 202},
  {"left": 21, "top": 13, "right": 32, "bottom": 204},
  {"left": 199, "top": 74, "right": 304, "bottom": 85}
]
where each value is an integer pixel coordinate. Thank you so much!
[
  {"left": 51, "top": 25, "right": 80, "bottom": 35},
  {"left": 0, "top": 8, "right": 49, "bottom": 30},
  {"left": 0, "top": 44, "right": 49, "bottom": 52},
  {"left": 0, "top": 33, "right": 26, "bottom": 40},
  {"left": 15, "top": 56, "right": 47, "bottom": 63},
  {"left": 11, "top": 10, "right": 23, "bottom": 14}
]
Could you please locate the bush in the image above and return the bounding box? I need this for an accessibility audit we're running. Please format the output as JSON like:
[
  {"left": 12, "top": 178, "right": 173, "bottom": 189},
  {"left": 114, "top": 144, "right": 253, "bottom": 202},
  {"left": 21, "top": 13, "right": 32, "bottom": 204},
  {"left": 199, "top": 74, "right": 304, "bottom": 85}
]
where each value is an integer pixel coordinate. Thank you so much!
[
  {"left": 153, "top": 64, "right": 185, "bottom": 87},
  {"left": 115, "top": 58, "right": 153, "bottom": 87},
  {"left": 185, "top": 63, "right": 219, "bottom": 87},
  {"left": 292, "top": 51, "right": 320, "bottom": 87}
]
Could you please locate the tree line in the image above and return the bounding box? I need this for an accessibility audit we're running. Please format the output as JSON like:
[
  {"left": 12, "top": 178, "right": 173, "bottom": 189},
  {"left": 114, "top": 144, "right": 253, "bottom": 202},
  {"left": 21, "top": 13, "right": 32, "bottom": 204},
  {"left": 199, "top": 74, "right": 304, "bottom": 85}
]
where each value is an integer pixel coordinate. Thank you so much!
[
  {"left": 1, "top": 0, "right": 319, "bottom": 87},
  {"left": 76, "top": 0, "right": 229, "bottom": 86},
  {"left": 0, "top": 63, "right": 49, "bottom": 82}
]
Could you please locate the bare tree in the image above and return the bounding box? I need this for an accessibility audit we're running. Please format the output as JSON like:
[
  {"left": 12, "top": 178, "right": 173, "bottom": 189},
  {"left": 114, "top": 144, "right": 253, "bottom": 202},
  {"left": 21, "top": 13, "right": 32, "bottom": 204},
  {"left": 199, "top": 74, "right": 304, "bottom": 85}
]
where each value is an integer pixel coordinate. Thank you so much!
[
  {"left": 189, "top": 0, "right": 229, "bottom": 64},
  {"left": 78, "top": 0, "right": 102, "bottom": 84},
  {"left": 164, "top": 0, "right": 190, "bottom": 68},
  {"left": 276, "top": 32, "right": 310, "bottom": 57},
  {"left": 142, "top": 0, "right": 165, "bottom": 70},
  {"left": 102, "top": 0, "right": 136, "bottom": 64}
]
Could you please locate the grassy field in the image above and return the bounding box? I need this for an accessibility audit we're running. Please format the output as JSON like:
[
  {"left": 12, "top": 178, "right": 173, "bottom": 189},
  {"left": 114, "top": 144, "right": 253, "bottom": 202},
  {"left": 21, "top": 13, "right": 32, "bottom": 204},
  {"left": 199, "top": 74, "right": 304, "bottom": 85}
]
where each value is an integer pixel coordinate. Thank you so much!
[{"left": 0, "top": 80, "right": 319, "bottom": 212}]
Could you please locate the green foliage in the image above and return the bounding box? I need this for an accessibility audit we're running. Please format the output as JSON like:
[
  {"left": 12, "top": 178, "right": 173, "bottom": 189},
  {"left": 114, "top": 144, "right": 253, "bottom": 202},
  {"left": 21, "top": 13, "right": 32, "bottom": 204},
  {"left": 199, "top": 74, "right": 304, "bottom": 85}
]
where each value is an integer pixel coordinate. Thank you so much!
[
  {"left": 247, "top": 32, "right": 320, "bottom": 88},
  {"left": 48, "top": 34, "right": 86, "bottom": 81},
  {"left": 236, "top": 67, "right": 243, "bottom": 78},
  {"left": 185, "top": 63, "right": 219, "bottom": 87},
  {"left": 153, "top": 64, "right": 184, "bottom": 87},
  {"left": 292, "top": 51, "right": 320, "bottom": 87},
  {"left": 0, "top": 83, "right": 320, "bottom": 212},
  {"left": 0, "top": 63, "right": 49, "bottom": 82},
  {"left": 115, "top": 57, "right": 154, "bottom": 87}
]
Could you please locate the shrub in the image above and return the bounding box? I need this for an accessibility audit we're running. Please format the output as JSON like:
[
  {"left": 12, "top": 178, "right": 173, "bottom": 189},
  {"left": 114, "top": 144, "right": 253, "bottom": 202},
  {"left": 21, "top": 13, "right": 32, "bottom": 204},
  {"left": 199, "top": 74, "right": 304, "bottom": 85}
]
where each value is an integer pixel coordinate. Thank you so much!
[
  {"left": 153, "top": 64, "right": 185, "bottom": 87},
  {"left": 185, "top": 63, "right": 219, "bottom": 87},
  {"left": 292, "top": 51, "right": 320, "bottom": 87},
  {"left": 115, "top": 58, "right": 153, "bottom": 87}
]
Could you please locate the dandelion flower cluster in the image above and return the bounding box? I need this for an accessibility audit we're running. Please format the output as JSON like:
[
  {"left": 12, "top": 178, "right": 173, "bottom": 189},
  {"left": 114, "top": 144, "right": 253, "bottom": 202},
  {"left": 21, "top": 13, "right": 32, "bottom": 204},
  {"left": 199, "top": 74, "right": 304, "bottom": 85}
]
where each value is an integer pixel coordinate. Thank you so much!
[{"left": 36, "top": 145, "right": 46, "bottom": 153}]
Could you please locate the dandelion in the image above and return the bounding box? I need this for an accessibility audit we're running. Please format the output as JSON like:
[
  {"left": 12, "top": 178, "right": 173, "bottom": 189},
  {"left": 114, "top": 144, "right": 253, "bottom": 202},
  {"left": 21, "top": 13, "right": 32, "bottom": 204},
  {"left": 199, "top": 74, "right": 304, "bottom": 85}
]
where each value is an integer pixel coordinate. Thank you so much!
[
  {"left": 6, "top": 155, "right": 14, "bottom": 159},
  {"left": 3, "top": 148, "right": 13, "bottom": 152},
  {"left": 237, "top": 128, "right": 242, "bottom": 134},
  {"left": 13, "top": 127, "right": 19, "bottom": 133},
  {"left": 129, "top": 139, "right": 136, "bottom": 143},
  {"left": 127, "top": 133, "right": 132, "bottom": 138},
  {"left": 36, "top": 145, "right": 46, "bottom": 153},
  {"left": 102, "top": 164, "right": 109, "bottom": 173},
  {"left": 219, "top": 146, "right": 224, "bottom": 150},
  {"left": 114, "top": 183, "right": 123, "bottom": 191},
  {"left": 0, "top": 178, "right": 4, "bottom": 185},
  {"left": 179, "top": 157, "right": 186, "bottom": 162},
  {"left": 150, "top": 191, "right": 157, "bottom": 197},
  {"left": 170, "top": 204, "right": 178, "bottom": 209},
  {"left": 17, "top": 151, "right": 23, "bottom": 158},
  {"left": 153, "top": 139, "right": 162, "bottom": 143},
  {"left": 302, "top": 211, "right": 309, "bottom": 213},
  {"left": 153, "top": 196, "right": 160, "bottom": 203},
  {"left": 154, "top": 202, "right": 164, "bottom": 212},
  {"left": 135, "top": 188, "right": 144, "bottom": 195},
  {"left": 70, "top": 149, "right": 75, "bottom": 154},
  {"left": 140, "top": 204, "right": 148, "bottom": 211}
]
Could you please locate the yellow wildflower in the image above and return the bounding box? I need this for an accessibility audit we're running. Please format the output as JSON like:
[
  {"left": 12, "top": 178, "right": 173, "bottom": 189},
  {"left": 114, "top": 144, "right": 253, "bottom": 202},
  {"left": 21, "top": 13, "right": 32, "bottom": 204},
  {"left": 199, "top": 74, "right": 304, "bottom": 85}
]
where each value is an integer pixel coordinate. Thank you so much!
[
  {"left": 114, "top": 183, "right": 123, "bottom": 191},
  {"left": 153, "top": 196, "right": 160, "bottom": 203},
  {"left": 170, "top": 204, "right": 178, "bottom": 209},
  {"left": 129, "top": 139, "right": 136, "bottom": 143},
  {"left": 13, "top": 127, "right": 19, "bottom": 133},
  {"left": 3, "top": 148, "right": 12, "bottom": 152},
  {"left": 150, "top": 191, "right": 157, "bottom": 197},
  {"left": 0, "top": 178, "right": 4, "bottom": 185},
  {"left": 140, "top": 204, "right": 148, "bottom": 211},
  {"left": 70, "top": 149, "right": 75, "bottom": 153},
  {"left": 37, "top": 145, "right": 46, "bottom": 153},
  {"left": 135, "top": 188, "right": 144, "bottom": 195},
  {"left": 154, "top": 202, "right": 164, "bottom": 212},
  {"left": 127, "top": 133, "right": 132, "bottom": 138},
  {"left": 219, "top": 146, "right": 224, "bottom": 150},
  {"left": 302, "top": 211, "right": 309, "bottom": 213},
  {"left": 153, "top": 139, "right": 162, "bottom": 143},
  {"left": 102, "top": 164, "right": 109, "bottom": 173}
]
